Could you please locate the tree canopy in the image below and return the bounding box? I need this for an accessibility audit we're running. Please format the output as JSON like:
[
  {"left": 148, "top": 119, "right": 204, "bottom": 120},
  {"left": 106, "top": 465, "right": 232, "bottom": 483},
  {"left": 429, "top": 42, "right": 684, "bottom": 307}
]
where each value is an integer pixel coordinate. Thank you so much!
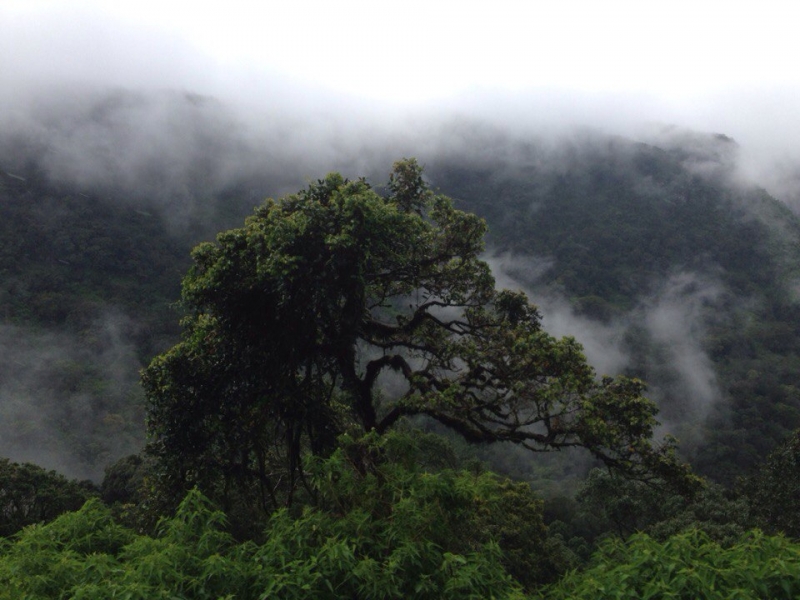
[
  {"left": 142, "top": 159, "right": 694, "bottom": 515},
  {"left": 0, "top": 436, "right": 556, "bottom": 599},
  {"left": 742, "top": 428, "right": 800, "bottom": 537},
  {"left": 0, "top": 458, "right": 97, "bottom": 537},
  {"left": 542, "top": 529, "right": 800, "bottom": 600}
]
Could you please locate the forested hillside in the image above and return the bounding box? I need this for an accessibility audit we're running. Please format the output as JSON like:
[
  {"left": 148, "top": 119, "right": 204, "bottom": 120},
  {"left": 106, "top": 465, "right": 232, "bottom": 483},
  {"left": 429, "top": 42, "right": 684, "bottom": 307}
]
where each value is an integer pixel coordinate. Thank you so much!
[
  {"left": 0, "top": 169, "right": 187, "bottom": 478},
  {"left": 2, "top": 102, "right": 800, "bottom": 595},
  {"left": 426, "top": 131, "right": 800, "bottom": 484},
  {"left": 6, "top": 124, "right": 800, "bottom": 484}
]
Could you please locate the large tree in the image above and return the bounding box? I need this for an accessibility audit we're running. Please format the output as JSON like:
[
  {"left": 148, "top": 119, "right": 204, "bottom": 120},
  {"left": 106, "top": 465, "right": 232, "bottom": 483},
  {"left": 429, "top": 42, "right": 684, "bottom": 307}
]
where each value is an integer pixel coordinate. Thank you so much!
[{"left": 143, "top": 159, "right": 693, "bottom": 514}]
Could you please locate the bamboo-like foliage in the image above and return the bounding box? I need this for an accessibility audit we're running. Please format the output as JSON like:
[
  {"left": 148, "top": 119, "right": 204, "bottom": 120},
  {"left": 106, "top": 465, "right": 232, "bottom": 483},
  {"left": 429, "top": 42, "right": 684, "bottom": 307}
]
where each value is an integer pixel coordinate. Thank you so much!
[
  {"left": 0, "top": 434, "right": 544, "bottom": 599},
  {"left": 542, "top": 529, "right": 800, "bottom": 599}
]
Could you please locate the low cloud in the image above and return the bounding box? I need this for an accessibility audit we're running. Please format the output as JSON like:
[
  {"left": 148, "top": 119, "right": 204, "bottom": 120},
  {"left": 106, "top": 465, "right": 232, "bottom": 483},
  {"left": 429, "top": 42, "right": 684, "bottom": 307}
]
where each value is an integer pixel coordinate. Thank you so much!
[
  {"left": 638, "top": 273, "right": 723, "bottom": 420},
  {"left": 487, "top": 250, "right": 725, "bottom": 449},
  {"left": 0, "top": 310, "right": 144, "bottom": 480},
  {"left": 487, "top": 250, "right": 630, "bottom": 377}
]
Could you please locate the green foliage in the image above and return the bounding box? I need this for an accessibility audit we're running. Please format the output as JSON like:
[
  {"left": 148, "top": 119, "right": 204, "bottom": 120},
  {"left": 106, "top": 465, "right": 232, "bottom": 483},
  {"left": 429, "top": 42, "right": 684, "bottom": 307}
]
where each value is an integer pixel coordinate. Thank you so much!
[
  {"left": 0, "top": 492, "right": 247, "bottom": 599},
  {"left": 645, "top": 485, "right": 751, "bottom": 547},
  {"left": 742, "top": 428, "right": 800, "bottom": 537},
  {"left": 0, "top": 436, "right": 554, "bottom": 598},
  {"left": 143, "top": 159, "right": 694, "bottom": 521},
  {"left": 101, "top": 453, "right": 149, "bottom": 506},
  {"left": 0, "top": 171, "right": 188, "bottom": 479},
  {"left": 541, "top": 529, "right": 800, "bottom": 599},
  {"left": 253, "top": 432, "right": 540, "bottom": 597},
  {"left": 0, "top": 171, "right": 185, "bottom": 349},
  {"left": 4, "top": 442, "right": 798, "bottom": 599},
  {"left": 573, "top": 469, "right": 749, "bottom": 548},
  {"left": 0, "top": 458, "right": 97, "bottom": 537},
  {"left": 431, "top": 138, "right": 785, "bottom": 307},
  {"left": 100, "top": 452, "right": 160, "bottom": 532},
  {"left": 0, "top": 498, "right": 135, "bottom": 598}
]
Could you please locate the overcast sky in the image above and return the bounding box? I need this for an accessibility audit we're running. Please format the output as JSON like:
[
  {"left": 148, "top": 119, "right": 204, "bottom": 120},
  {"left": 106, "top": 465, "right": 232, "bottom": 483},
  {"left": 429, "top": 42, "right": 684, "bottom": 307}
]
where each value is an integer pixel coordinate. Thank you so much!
[
  {"left": 4, "top": 1, "right": 800, "bottom": 175},
  {"left": 4, "top": 1, "right": 797, "bottom": 99}
]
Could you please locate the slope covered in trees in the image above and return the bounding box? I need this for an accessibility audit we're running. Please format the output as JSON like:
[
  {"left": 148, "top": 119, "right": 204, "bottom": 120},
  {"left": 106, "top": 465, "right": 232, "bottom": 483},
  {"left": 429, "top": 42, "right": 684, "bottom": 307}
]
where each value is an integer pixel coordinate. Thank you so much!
[
  {"left": 425, "top": 130, "right": 800, "bottom": 483},
  {"left": 3, "top": 133, "right": 800, "bottom": 595},
  {"left": 4, "top": 109, "right": 800, "bottom": 485},
  {"left": 0, "top": 169, "right": 189, "bottom": 478}
]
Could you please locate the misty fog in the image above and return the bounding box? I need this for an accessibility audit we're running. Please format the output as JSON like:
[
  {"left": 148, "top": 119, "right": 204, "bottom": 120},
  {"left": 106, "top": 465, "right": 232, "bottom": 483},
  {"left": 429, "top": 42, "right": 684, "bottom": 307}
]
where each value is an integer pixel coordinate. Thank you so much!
[{"left": 0, "top": 312, "right": 143, "bottom": 480}]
